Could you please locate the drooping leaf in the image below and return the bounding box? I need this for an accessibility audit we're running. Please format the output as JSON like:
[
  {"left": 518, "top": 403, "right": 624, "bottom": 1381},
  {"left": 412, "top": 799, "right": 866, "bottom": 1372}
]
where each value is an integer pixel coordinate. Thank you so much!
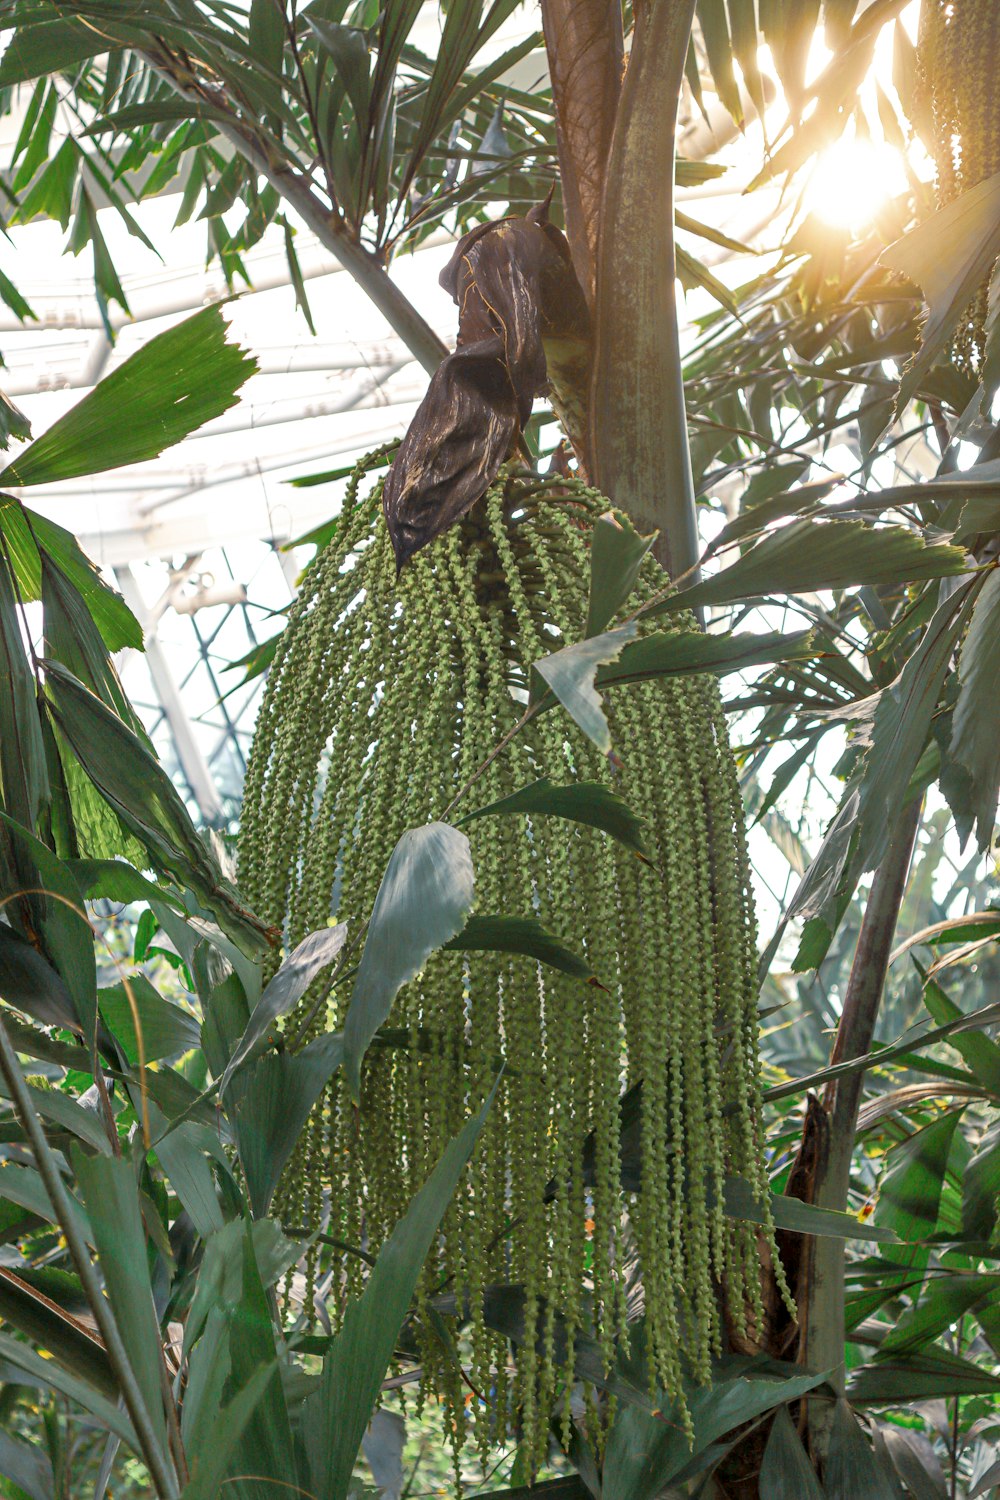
[
  {"left": 0, "top": 923, "right": 78, "bottom": 1032},
  {"left": 850, "top": 1347, "right": 1000, "bottom": 1401},
  {"left": 0, "top": 1424, "right": 55, "bottom": 1500},
  {"left": 596, "top": 627, "right": 815, "bottom": 687},
  {"left": 0, "top": 1162, "right": 92, "bottom": 1247},
  {"left": 534, "top": 623, "right": 636, "bottom": 754},
  {"left": 343, "top": 823, "right": 474, "bottom": 1099},
  {"left": 444, "top": 914, "right": 593, "bottom": 980},
  {"left": 0, "top": 18, "right": 125, "bottom": 85},
  {"left": 218, "top": 924, "right": 347, "bottom": 1096},
  {"left": 0, "top": 1330, "right": 136, "bottom": 1447},
  {"left": 460, "top": 776, "right": 648, "bottom": 859},
  {"left": 301, "top": 1087, "right": 495, "bottom": 1499},
  {"left": 0, "top": 814, "right": 96, "bottom": 1054},
  {"left": 0, "top": 553, "right": 48, "bottom": 836},
  {"left": 873, "top": 1110, "right": 963, "bottom": 1245},
  {"left": 650, "top": 521, "right": 966, "bottom": 616},
  {"left": 152, "top": 1117, "right": 226, "bottom": 1240},
  {"left": 724, "top": 1177, "right": 897, "bottom": 1242},
  {"left": 877, "top": 1427, "right": 946, "bottom": 1500},
  {"left": 882, "top": 1273, "right": 1000, "bottom": 1355},
  {"left": 232, "top": 1031, "right": 345, "bottom": 1217},
  {"left": 43, "top": 662, "right": 269, "bottom": 951},
  {"left": 72, "top": 1148, "right": 170, "bottom": 1458},
  {"left": 0, "top": 305, "right": 257, "bottom": 488},
  {"left": 0, "top": 1264, "right": 115, "bottom": 1403},
  {"left": 880, "top": 171, "right": 1000, "bottom": 418},
  {"left": 0, "top": 499, "right": 141, "bottom": 652},
  {"left": 941, "top": 567, "right": 1000, "bottom": 852},
  {"left": 585, "top": 511, "right": 655, "bottom": 637},
  {"left": 825, "top": 1400, "right": 900, "bottom": 1500},
  {"left": 759, "top": 1405, "right": 823, "bottom": 1500},
  {"left": 98, "top": 975, "right": 200, "bottom": 1065},
  {"left": 362, "top": 1410, "right": 406, "bottom": 1500}
]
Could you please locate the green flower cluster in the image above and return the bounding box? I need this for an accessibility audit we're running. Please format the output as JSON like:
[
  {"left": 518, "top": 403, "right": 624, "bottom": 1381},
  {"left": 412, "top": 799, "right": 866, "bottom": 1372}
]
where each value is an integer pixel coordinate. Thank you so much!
[
  {"left": 239, "top": 456, "right": 785, "bottom": 1461},
  {"left": 918, "top": 0, "right": 1000, "bottom": 372}
]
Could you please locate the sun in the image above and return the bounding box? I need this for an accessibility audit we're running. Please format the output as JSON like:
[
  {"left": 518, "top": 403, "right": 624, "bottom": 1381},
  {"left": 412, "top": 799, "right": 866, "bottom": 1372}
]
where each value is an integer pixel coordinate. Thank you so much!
[{"left": 805, "top": 136, "right": 900, "bottom": 230}]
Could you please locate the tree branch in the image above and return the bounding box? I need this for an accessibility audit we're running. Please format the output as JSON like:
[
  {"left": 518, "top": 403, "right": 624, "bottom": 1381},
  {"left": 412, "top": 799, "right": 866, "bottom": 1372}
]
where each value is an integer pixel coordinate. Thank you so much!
[
  {"left": 801, "top": 794, "right": 922, "bottom": 1453},
  {"left": 141, "top": 48, "right": 448, "bottom": 377}
]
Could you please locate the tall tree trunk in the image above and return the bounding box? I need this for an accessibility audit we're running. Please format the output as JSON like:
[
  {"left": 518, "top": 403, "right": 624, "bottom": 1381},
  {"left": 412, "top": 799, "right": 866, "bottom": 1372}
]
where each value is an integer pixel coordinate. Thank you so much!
[{"left": 588, "top": 0, "right": 700, "bottom": 580}]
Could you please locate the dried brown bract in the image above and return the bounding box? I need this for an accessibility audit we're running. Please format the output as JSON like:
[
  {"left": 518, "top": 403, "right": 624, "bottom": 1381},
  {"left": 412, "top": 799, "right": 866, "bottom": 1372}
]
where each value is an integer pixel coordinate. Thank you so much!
[{"left": 383, "top": 200, "right": 590, "bottom": 570}]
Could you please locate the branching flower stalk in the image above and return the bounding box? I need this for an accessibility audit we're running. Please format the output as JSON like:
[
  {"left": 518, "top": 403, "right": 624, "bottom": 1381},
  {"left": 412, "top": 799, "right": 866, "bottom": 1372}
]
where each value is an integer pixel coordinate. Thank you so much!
[{"left": 239, "top": 453, "right": 785, "bottom": 1460}]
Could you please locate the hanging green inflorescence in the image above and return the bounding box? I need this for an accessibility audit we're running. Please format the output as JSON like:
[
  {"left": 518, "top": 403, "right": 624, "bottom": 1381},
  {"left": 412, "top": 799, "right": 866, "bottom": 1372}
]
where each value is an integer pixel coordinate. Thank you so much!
[
  {"left": 239, "top": 451, "right": 784, "bottom": 1460},
  {"left": 917, "top": 0, "right": 1000, "bottom": 373}
]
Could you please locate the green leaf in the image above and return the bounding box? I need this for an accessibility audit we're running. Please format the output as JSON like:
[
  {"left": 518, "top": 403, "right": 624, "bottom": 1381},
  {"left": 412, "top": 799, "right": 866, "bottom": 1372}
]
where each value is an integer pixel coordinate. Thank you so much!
[
  {"left": 0, "top": 19, "right": 122, "bottom": 85},
  {"left": 444, "top": 914, "right": 593, "bottom": 980},
  {"left": 880, "top": 171, "right": 1000, "bottom": 418},
  {"left": 873, "top": 1111, "right": 962, "bottom": 1244},
  {"left": 922, "top": 977, "right": 1000, "bottom": 1095},
  {"left": 596, "top": 628, "right": 816, "bottom": 687},
  {"left": 461, "top": 777, "right": 648, "bottom": 858},
  {"left": 99, "top": 974, "right": 200, "bottom": 1065},
  {"left": 0, "top": 1329, "right": 136, "bottom": 1447},
  {"left": 232, "top": 1032, "right": 345, "bottom": 1217},
  {"left": 41, "top": 551, "right": 144, "bottom": 729},
  {"left": 0, "top": 390, "right": 31, "bottom": 450},
  {"left": 0, "top": 305, "right": 256, "bottom": 488},
  {"left": 307, "top": 18, "right": 371, "bottom": 124},
  {"left": 534, "top": 624, "right": 637, "bottom": 754},
  {"left": 69, "top": 859, "right": 178, "bottom": 909},
  {"left": 152, "top": 1117, "right": 226, "bottom": 1239},
  {"left": 650, "top": 522, "right": 966, "bottom": 616},
  {"left": 72, "top": 1148, "right": 170, "bottom": 1458},
  {"left": 941, "top": 567, "right": 1000, "bottom": 852},
  {"left": 850, "top": 1346, "right": 1000, "bottom": 1401},
  {"left": 0, "top": 923, "right": 78, "bottom": 1032},
  {"left": 724, "top": 1177, "right": 897, "bottom": 1242},
  {"left": 183, "top": 1217, "right": 299, "bottom": 1364},
  {"left": 962, "top": 1118, "right": 1000, "bottom": 1241},
  {"left": 43, "top": 663, "right": 268, "bottom": 951},
  {"left": 0, "top": 1161, "right": 92, "bottom": 1247},
  {"left": 248, "top": 0, "right": 286, "bottom": 123},
  {"left": 0, "top": 815, "right": 97, "bottom": 1055},
  {"left": 302, "top": 1086, "right": 495, "bottom": 1499},
  {"left": 180, "top": 1364, "right": 281, "bottom": 1500},
  {"left": 0, "top": 554, "right": 48, "bottom": 835},
  {"left": 585, "top": 511, "right": 655, "bottom": 638},
  {"left": 11, "top": 137, "right": 78, "bottom": 231},
  {"left": 882, "top": 1273, "right": 1000, "bottom": 1356},
  {"left": 878, "top": 1426, "right": 947, "bottom": 1500},
  {"left": 0, "top": 499, "right": 141, "bottom": 652},
  {"left": 0, "top": 1077, "right": 111, "bottom": 1154},
  {"left": 601, "top": 1349, "right": 830, "bottom": 1500},
  {"left": 343, "top": 823, "right": 474, "bottom": 1100},
  {"left": 825, "top": 1400, "right": 900, "bottom": 1500},
  {"left": 0, "top": 1424, "right": 54, "bottom": 1500},
  {"left": 217, "top": 1225, "right": 294, "bottom": 1497},
  {"left": 218, "top": 924, "right": 347, "bottom": 1097},
  {"left": 759, "top": 1405, "right": 823, "bottom": 1499},
  {"left": 0, "top": 1264, "right": 116, "bottom": 1404}
]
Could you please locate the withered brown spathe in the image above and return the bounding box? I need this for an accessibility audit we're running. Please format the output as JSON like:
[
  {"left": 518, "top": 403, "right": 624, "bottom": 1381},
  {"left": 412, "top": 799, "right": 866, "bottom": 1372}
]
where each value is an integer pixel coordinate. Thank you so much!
[{"left": 383, "top": 199, "right": 590, "bottom": 571}]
